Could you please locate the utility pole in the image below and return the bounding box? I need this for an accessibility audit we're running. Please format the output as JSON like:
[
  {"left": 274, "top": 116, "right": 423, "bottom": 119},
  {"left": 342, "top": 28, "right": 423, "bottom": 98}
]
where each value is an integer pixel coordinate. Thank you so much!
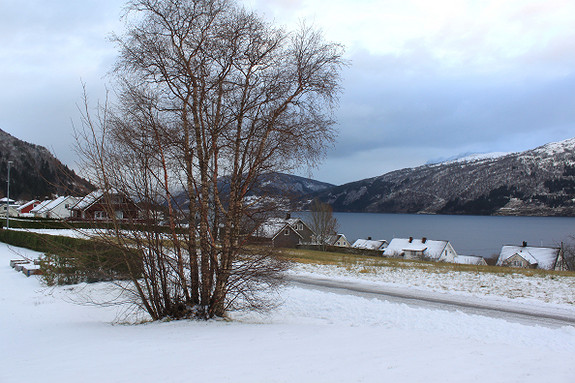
[{"left": 6, "top": 160, "right": 12, "bottom": 229}]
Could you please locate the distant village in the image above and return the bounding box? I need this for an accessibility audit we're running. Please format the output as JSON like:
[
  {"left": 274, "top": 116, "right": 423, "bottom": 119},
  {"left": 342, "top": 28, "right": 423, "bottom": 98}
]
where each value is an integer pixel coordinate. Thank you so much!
[
  {"left": 1, "top": 193, "right": 569, "bottom": 272},
  {"left": 253, "top": 214, "right": 569, "bottom": 272}
]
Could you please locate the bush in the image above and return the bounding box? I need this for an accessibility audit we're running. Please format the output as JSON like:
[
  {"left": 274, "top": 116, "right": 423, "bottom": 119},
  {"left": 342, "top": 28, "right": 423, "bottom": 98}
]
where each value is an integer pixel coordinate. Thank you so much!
[{"left": 0, "top": 229, "right": 140, "bottom": 285}]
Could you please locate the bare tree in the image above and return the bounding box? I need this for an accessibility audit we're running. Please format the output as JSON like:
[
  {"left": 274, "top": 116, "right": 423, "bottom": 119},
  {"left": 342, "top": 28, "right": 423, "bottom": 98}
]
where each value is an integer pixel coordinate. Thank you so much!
[
  {"left": 76, "top": 0, "right": 346, "bottom": 320},
  {"left": 561, "top": 240, "right": 575, "bottom": 271},
  {"left": 308, "top": 199, "right": 338, "bottom": 251}
]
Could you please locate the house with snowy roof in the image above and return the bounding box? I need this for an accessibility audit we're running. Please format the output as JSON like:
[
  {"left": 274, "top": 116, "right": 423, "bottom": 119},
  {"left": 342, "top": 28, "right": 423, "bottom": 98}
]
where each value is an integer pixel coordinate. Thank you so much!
[
  {"left": 327, "top": 233, "right": 351, "bottom": 248},
  {"left": 251, "top": 215, "right": 316, "bottom": 248},
  {"left": 496, "top": 242, "right": 567, "bottom": 271},
  {"left": 70, "top": 190, "right": 140, "bottom": 221},
  {"left": 31, "top": 196, "right": 79, "bottom": 219},
  {"left": 0, "top": 198, "right": 19, "bottom": 218},
  {"left": 351, "top": 238, "right": 388, "bottom": 251},
  {"left": 383, "top": 237, "right": 457, "bottom": 262},
  {"left": 30, "top": 200, "right": 51, "bottom": 216},
  {"left": 17, "top": 200, "right": 41, "bottom": 216},
  {"left": 284, "top": 215, "right": 315, "bottom": 244}
]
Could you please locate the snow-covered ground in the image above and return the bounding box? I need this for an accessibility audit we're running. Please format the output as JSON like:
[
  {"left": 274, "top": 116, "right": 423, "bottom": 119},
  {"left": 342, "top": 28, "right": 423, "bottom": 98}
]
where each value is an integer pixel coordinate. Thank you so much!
[
  {"left": 293, "top": 262, "right": 575, "bottom": 307},
  {"left": 2, "top": 242, "right": 575, "bottom": 382}
]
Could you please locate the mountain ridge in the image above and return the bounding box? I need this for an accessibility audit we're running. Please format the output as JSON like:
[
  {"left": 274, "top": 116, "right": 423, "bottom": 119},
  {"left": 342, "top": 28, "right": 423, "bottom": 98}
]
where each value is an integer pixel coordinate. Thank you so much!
[
  {"left": 4, "top": 126, "right": 575, "bottom": 217},
  {"left": 0, "top": 128, "right": 93, "bottom": 200},
  {"left": 313, "top": 137, "right": 575, "bottom": 216}
]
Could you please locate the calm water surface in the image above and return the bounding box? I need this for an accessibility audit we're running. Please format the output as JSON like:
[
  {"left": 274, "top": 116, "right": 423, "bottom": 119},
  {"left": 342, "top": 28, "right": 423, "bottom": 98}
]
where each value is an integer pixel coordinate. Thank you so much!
[{"left": 297, "top": 212, "right": 575, "bottom": 258}]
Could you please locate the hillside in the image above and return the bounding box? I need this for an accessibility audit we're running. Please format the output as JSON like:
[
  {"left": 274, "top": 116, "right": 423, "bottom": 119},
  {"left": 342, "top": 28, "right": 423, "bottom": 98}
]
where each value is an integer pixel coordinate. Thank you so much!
[
  {"left": 172, "top": 172, "right": 334, "bottom": 209},
  {"left": 315, "top": 138, "right": 575, "bottom": 216},
  {"left": 0, "top": 129, "right": 93, "bottom": 200}
]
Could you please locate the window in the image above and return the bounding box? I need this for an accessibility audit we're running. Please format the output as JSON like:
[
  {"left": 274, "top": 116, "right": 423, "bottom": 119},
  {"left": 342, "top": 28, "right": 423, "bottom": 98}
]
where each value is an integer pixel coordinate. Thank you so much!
[
  {"left": 94, "top": 211, "right": 107, "bottom": 220},
  {"left": 297, "top": 223, "right": 303, "bottom": 230},
  {"left": 284, "top": 229, "right": 290, "bottom": 235}
]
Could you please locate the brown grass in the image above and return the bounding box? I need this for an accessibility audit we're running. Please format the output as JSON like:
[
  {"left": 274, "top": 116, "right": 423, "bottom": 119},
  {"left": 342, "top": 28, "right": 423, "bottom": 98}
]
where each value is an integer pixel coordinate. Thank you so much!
[{"left": 275, "top": 247, "right": 575, "bottom": 278}]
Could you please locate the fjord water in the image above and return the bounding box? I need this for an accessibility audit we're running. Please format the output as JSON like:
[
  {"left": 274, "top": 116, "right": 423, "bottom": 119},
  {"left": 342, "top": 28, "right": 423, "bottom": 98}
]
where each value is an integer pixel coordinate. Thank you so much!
[{"left": 298, "top": 212, "right": 575, "bottom": 258}]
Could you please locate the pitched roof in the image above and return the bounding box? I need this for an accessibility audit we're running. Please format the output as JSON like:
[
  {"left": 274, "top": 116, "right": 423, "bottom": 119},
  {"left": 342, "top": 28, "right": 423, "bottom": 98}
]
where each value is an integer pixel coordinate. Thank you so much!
[
  {"left": 383, "top": 238, "right": 450, "bottom": 259},
  {"left": 497, "top": 245, "right": 560, "bottom": 270},
  {"left": 30, "top": 200, "right": 52, "bottom": 213},
  {"left": 254, "top": 219, "right": 303, "bottom": 240},
  {"left": 17, "top": 200, "right": 39, "bottom": 211},
  {"left": 352, "top": 239, "right": 387, "bottom": 250},
  {"left": 72, "top": 190, "right": 105, "bottom": 210},
  {"left": 328, "top": 234, "right": 349, "bottom": 245},
  {"left": 35, "top": 196, "right": 75, "bottom": 213}
]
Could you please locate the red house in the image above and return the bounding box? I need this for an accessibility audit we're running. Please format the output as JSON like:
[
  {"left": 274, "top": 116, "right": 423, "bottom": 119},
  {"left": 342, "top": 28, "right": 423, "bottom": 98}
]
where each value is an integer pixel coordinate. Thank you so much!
[
  {"left": 18, "top": 200, "right": 41, "bottom": 215},
  {"left": 70, "top": 190, "right": 140, "bottom": 222}
]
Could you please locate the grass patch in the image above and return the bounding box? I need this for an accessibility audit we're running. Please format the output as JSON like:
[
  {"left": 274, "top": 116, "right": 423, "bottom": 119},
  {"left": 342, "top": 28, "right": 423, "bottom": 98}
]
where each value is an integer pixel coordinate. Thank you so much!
[
  {"left": 0, "top": 229, "right": 138, "bottom": 285},
  {"left": 277, "top": 247, "right": 575, "bottom": 278}
]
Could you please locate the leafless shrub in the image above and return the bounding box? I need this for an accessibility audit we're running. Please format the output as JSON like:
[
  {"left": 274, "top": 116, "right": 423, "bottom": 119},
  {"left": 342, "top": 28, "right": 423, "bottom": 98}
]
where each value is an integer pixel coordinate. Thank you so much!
[{"left": 75, "top": 0, "right": 345, "bottom": 320}]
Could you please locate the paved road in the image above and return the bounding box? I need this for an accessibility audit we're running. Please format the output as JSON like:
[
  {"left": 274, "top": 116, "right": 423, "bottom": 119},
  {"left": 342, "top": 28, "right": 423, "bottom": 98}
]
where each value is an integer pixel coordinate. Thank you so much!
[{"left": 288, "top": 275, "right": 575, "bottom": 328}]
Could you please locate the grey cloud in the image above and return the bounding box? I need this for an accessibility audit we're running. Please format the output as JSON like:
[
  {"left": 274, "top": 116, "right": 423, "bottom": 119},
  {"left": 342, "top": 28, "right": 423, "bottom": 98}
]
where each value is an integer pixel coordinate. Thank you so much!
[{"left": 330, "top": 49, "right": 575, "bottom": 161}]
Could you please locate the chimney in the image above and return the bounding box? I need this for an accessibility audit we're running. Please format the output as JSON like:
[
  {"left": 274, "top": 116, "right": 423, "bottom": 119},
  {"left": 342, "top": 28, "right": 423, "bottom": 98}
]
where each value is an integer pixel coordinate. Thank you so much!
[
  {"left": 522, "top": 241, "right": 527, "bottom": 247},
  {"left": 367, "top": 236, "right": 372, "bottom": 240},
  {"left": 409, "top": 237, "right": 413, "bottom": 243},
  {"left": 285, "top": 213, "right": 291, "bottom": 220},
  {"left": 422, "top": 237, "right": 427, "bottom": 244}
]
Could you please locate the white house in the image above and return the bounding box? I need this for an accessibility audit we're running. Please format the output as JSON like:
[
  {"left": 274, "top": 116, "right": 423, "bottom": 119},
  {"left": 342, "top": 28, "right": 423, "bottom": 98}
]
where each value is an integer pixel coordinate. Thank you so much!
[
  {"left": 454, "top": 255, "right": 488, "bottom": 266},
  {"left": 327, "top": 234, "right": 351, "bottom": 248},
  {"left": 496, "top": 243, "right": 567, "bottom": 271},
  {"left": 31, "top": 196, "right": 79, "bottom": 219},
  {"left": 352, "top": 238, "right": 388, "bottom": 251},
  {"left": 383, "top": 237, "right": 458, "bottom": 262},
  {"left": 30, "top": 200, "right": 51, "bottom": 216},
  {"left": 0, "top": 203, "right": 19, "bottom": 218},
  {"left": 0, "top": 198, "right": 18, "bottom": 217}
]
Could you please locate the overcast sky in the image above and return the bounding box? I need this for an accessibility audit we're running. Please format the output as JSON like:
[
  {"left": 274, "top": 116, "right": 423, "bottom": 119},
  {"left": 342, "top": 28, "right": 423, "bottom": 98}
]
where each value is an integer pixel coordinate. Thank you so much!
[{"left": 2, "top": 0, "right": 575, "bottom": 185}]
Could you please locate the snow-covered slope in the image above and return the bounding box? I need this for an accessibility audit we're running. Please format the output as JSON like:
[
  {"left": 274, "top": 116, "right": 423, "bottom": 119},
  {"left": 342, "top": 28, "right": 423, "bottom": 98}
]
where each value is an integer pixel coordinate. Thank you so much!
[{"left": 317, "top": 138, "right": 575, "bottom": 216}]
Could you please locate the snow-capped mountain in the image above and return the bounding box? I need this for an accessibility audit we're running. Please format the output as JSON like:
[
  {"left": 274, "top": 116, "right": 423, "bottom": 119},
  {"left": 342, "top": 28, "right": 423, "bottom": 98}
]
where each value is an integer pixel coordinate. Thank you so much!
[
  {"left": 426, "top": 151, "right": 510, "bottom": 165},
  {"left": 171, "top": 172, "right": 334, "bottom": 210},
  {"left": 314, "top": 138, "right": 575, "bottom": 216}
]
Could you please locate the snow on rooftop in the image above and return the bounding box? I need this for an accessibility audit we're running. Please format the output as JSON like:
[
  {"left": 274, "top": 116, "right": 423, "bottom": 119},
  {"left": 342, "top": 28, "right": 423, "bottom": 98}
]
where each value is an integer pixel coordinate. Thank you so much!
[
  {"left": 497, "top": 245, "right": 561, "bottom": 270},
  {"left": 383, "top": 238, "right": 450, "bottom": 259},
  {"left": 255, "top": 221, "right": 290, "bottom": 238},
  {"left": 73, "top": 190, "right": 104, "bottom": 210},
  {"left": 30, "top": 199, "right": 52, "bottom": 213},
  {"left": 352, "top": 239, "right": 386, "bottom": 250},
  {"left": 35, "top": 196, "right": 69, "bottom": 213},
  {"left": 17, "top": 200, "right": 38, "bottom": 211}
]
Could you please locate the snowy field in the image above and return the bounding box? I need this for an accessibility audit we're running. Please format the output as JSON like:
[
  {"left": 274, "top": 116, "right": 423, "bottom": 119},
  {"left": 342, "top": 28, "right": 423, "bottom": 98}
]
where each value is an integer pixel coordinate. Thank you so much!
[{"left": 2, "top": 242, "right": 575, "bottom": 382}]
